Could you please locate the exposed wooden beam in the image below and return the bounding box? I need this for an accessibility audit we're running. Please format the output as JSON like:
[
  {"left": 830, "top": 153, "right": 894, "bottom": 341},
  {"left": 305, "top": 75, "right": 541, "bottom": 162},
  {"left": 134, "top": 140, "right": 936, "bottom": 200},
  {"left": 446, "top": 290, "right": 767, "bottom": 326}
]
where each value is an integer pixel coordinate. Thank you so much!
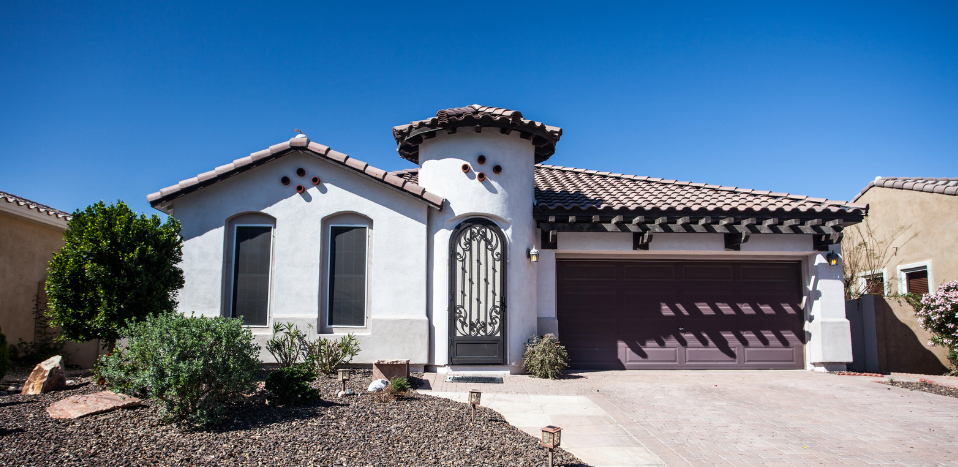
[
  {"left": 763, "top": 218, "right": 779, "bottom": 226},
  {"left": 676, "top": 216, "right": 690, "bottom": 225},
  {"left": 725, "top": 231, "right": 751, "bottom": 251},
  {"left": 805, "top": 219, "right": 823, "bottom": 227},
  {"left": 592, "top": 215, "right": 601, "bottom": 223},
  {"left": 548, "top": 216, "right": 556, "bottom": 223},
  {"left": 612, "top": 215, "right": 624, "bottom": 224},
  {"left": 519, "top": 132, "right": 533, "bottom": 140},
  {"left": 697, "top": 216, "right": 713, "bottom": 225},
  {"left": 719, "top": 217, "right": 735, "bottom": 225},
  {"left": 446, "top": 127, "right": 458, "bottom": 134},
  {"left": 499, "top": 127, "right": 512, "bottom": 135},
  {"left": 783, "top": 219, "right": 801, "bottom": 226},
  {"left": 474, "top": 125, "right": 482, "bottom": 133},
  {"left": 631, "top": 216, "right": 645, "bottom": 225},
  {"left": 568, "top": 216, "right": 577, "bottom": 224},
  {"left": 654, "top": 216, "right": 668, "bottom": 225},
  {"left": 541, "top": 229, "right": 558, "bottom": 250},
  {"left": 741, "top": 218, "right": 757, "bottom": 226},
  {"left": 813, "top": 232, "right": 843, "bottom": 251},
  {"left": 633, "top": 231, "right": 653, "bottom": 250},
  {"left": 825, "top": 219, "right": 842, "bottom": 227}
]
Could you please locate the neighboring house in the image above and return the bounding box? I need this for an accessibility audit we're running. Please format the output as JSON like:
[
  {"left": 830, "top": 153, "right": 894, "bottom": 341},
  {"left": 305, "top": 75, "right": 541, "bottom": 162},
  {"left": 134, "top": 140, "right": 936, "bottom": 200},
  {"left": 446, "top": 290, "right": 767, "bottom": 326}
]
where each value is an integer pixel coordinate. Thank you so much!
[
  {"left": 851, "top": 177, "right": 958, "bottom": 295},
  {"left": 843, "top": 177, "right": 958, "bottom": 374},
  {"left": 0, "top": 192, "right": 99, "bottom": 367},
  {"left": 147, "top": 105, "right": 866, "bottom": 373}
]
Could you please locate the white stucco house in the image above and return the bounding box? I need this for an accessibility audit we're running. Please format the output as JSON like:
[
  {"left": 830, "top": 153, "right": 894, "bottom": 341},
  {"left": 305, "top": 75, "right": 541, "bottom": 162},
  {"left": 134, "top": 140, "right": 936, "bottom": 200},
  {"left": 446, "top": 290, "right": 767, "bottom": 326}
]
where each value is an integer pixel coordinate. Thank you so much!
[{"left": 148, "top": 105, "right": 867, "bottom": 373}]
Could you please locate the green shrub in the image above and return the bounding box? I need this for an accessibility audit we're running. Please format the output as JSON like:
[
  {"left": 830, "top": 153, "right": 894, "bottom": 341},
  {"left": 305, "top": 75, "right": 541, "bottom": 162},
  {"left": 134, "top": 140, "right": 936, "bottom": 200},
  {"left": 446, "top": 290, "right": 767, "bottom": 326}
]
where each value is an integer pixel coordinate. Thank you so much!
[
  {"left": 0, "top": 326, "right": 9, "bottom": 381},
  {"left": 522, "top": 334, "right": 569, "bottom": 379},
  {"left": 388, "top": 377, "right": 411, "bottom": 397},
  {"left": 303, "top": 333, "right": 360, "bottom": 375},
  {"left": 95, "top": 313, "right": 260, "bottom": 427},
  {"left": 265, "top": 363, "right": 320, "bottom": 405},
  {"left": 912, "top": 280, "right": 958, "bottom": 376},
  {"left": 46, "top": 200, "right": 184, "bottom": 352},
  {"left": 265, "top": 322, "right": 307, "bottom": 368}
]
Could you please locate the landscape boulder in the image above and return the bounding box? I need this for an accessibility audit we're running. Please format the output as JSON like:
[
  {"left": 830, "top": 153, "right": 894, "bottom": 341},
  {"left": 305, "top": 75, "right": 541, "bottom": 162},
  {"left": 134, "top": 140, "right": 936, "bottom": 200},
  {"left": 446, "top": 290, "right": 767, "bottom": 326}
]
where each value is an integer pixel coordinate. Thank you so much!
[
  {"left": 367, "top": 379, "right": 389, "bottom": 392},
  {"left": 21, "top": 356, "right": 66, "bottom": 395},
  {"left": 47, "top": 391, "right": 142, "bottom": 419}
]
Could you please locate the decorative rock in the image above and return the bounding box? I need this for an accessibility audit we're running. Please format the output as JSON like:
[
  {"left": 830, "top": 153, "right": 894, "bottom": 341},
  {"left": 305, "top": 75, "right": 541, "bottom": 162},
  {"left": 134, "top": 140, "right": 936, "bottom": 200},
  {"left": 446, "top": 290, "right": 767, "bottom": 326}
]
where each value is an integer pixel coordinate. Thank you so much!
[
  {"left": 367, "top": 379, "right": 389, "bottom": 392},
  {"left": 372, "top": 359, "right": 410, "bottom": 382},
  {"left": 46, "top": 391, "right": 142, "bottom": 419},
  {"left": 7, "top": 385, "right": 19, "bottom": 392},
  {"left": 66, "top": 379, "right": 76, "bottom": 385},
  {"left": 21, "top": 356, "right": 66, "bottom": 395}
]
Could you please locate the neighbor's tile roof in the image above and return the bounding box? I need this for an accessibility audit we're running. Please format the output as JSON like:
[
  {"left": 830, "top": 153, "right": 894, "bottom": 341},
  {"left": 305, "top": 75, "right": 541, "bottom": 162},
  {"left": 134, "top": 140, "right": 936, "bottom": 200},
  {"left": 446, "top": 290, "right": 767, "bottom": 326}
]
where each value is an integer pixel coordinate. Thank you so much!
[
  {"left": 534, "top": 164, "right": 867, "bottom": 216},
  {"left": 392, "top": 105, "right": 562, "bottom": 164},
  {"left": 853, "top": 176, "right": 958, "bottom": 202},
  {"left": 0, "top": 191, "right": 72, "bottom": 222},
  {"left": 147, "top": 136, "right": 445, "bottom": 212}
]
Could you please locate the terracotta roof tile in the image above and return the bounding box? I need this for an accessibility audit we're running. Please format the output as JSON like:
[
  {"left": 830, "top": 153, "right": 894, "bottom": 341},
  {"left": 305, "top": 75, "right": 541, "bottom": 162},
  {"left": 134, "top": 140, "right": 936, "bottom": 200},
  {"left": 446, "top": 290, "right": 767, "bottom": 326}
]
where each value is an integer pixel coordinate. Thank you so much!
[
  {"left": 148, "top": 136, "right": 444, "bottom": 212},
  {"left": 853, "top": 176, "right": 958, "bottom": 201},
  {"left": 534, "top": 164, "right": 866, "bottom": 217},
  {"left": 392, "top": 105, "right": 562, "bottom": 164},
  {"left": 0, "top": 191, "right": 72, "bottom": 222}
]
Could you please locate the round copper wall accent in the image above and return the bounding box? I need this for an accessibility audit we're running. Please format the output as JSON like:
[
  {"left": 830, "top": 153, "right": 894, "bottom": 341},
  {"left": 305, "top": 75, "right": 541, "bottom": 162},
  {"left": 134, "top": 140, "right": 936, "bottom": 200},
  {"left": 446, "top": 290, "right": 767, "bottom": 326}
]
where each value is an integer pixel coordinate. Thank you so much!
[
  {"left": 476, "top": 172, "right": 486, "bottom": 182},
  {"left": 311, "top": 176, "right": 321, "bottom": 185},
  {"left": 296, "top": 168, "right": 306, "bottom": 177},
  {"left": 295, "top": 184, "right": 305, "bottom": 194},
  {"left": 477, "top": 155, "right": 486, "bottom": 165},
  {"left": 492, "top": 165, "right": 502, "bottom": 174},
  {"left": 461, "top": 163, "right": 470, "bottom": 173},
  {"left": 281, "top": 176, "right": 291, "bottom": 185}
]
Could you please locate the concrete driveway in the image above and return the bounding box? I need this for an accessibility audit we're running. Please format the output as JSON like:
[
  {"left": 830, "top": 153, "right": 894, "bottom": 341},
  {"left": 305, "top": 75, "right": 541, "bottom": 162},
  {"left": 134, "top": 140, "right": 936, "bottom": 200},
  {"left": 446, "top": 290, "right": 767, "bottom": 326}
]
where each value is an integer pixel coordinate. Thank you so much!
[{"left": 421, "top": 371, "right": 958, "bottom": 466}]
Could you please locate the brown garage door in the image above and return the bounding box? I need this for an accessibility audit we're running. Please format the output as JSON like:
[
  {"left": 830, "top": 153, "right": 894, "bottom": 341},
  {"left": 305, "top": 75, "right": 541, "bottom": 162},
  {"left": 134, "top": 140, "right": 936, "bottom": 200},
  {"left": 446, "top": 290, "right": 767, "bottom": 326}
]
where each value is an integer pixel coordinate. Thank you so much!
[{"left": 557, "top": 260, "right": 805, "bottom": 370}]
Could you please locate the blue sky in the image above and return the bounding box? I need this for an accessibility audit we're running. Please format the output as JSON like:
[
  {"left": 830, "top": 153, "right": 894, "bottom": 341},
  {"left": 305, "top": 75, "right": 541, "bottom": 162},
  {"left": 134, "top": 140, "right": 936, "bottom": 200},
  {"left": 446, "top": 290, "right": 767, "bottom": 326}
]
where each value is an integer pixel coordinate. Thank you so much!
[{"left": 2, "top": 1, "right": 956, "bottom": 216}]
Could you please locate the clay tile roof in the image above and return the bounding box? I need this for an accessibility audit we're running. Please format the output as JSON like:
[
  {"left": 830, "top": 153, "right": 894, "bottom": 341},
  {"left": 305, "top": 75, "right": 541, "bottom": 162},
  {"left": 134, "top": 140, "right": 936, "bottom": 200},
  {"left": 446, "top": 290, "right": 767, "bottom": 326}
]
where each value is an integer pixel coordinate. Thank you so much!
[
  {"left": 534, "top": 164, "right": 867, "bottom": 217},
  {"left": 392, "top": 104, "right": 563, "bottom": 164},
  {"left": 147, "top": 136, "right": 445, "bottom": 213},
  {"left": 0, "top": 191, "right": 72, "bottom": 222},
  {"left": 853, "top": 176, "right": 958, "bottom": 201}
]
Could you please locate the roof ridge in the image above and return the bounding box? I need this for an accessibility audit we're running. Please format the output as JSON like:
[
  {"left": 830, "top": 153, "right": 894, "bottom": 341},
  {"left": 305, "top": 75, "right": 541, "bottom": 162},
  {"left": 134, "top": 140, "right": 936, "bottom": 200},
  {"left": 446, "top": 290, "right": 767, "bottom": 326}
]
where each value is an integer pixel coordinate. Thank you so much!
[
  {"left": 852, "top": 176, "right": 958, "bottom": 202},
  {"left": 0, "top": 190, "right": 73, "bottom": 220},
  {"left": 148, "top": 137, "right": 445, "bottom": 211},
  {"left": 535, "top": 164, "right": 864, "bottom": 210}
]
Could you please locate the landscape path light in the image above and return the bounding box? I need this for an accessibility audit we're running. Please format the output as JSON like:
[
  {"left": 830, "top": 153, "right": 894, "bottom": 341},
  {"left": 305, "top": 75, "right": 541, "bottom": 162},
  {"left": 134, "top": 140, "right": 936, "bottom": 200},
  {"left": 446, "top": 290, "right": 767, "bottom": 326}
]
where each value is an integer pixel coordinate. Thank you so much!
[
  {"left": 468, "top": 389, "right": 481, "bottom": 422},
  {"left": 541, "top": 425, "right": 562, "bottom": 466},
  {"left": 338, "top": 368, "right": 351, "bottom": 393}
]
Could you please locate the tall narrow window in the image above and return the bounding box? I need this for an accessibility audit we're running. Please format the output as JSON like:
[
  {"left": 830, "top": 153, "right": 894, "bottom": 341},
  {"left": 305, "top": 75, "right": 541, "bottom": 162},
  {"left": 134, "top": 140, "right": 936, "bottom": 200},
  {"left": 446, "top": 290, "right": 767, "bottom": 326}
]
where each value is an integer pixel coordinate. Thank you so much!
[
  {"left": 231, "top": 225, "right": 272, "bottom": 326},
  {"left": 328, "top": 226, "right": 367, "bottom": 326}
]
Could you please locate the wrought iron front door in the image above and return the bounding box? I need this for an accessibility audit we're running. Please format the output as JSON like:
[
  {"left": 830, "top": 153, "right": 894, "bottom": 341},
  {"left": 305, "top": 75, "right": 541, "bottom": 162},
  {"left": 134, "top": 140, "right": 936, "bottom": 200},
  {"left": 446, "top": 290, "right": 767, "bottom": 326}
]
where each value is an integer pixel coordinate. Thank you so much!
[{"left": 449, "top": 219, "right": 506, "bottom": 365}]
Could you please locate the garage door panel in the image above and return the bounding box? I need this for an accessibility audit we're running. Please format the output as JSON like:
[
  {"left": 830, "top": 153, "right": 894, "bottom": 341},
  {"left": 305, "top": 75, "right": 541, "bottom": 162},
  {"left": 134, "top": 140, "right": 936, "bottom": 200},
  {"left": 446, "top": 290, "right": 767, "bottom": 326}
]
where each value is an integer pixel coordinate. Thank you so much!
[{"left": 557, "top": 260, "right": 805, "bottom": 370}]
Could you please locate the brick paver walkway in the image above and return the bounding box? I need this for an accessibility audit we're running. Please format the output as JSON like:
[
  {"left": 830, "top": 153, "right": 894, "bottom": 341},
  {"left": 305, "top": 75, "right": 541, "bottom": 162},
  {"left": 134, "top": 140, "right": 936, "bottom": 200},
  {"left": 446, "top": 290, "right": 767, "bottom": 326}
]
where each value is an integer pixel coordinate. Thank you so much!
[{"left": 422, "top": 370, "right": 958, "bottom": 466}]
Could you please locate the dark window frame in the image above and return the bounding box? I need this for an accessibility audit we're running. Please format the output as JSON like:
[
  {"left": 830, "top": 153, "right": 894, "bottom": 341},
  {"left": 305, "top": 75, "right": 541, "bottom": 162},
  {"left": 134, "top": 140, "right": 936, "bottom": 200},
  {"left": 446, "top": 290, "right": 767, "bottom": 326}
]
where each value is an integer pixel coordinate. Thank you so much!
[
  {"left": 229, "top": 224, "right": 274, "bottom": 327},
  {"left": 325, "top": 224, "right": 369, "bottom": 328}
]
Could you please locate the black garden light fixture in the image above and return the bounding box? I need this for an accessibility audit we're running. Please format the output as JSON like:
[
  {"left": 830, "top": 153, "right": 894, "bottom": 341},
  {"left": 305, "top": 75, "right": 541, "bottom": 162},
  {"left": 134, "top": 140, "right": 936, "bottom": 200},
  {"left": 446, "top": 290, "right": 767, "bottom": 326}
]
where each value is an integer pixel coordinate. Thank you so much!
[
  {"left": 826, "top": 251, "right": 839, "bottom": 266},
  {"left": 541, "top": 425, "right": 562, "bottom": 466},
  {"left": 528, "top": 247, "right": 539, "bottom": 263},
  {"left": 338, "top": 368, "right": 351, "bottom": 393},
  {"left": 468, "top": 389, "right": 481, "bottom": 422}
]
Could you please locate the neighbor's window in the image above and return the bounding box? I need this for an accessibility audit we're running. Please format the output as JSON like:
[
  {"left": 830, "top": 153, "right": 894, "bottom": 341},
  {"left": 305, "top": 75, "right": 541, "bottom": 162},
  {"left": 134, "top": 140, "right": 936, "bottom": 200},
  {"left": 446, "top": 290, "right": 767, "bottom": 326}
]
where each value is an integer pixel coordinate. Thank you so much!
[
  {"left": 904, "top": 267, "right": 929, "bottom": 295},
  {"left": 328, "top": 226, "right": 367, "bottom": 327},
  {"left": 230, "top": 225, "right": 273, "bottom": 326},
  {"left": 864, "top": 272, "right": 885, "bottom": 295}
]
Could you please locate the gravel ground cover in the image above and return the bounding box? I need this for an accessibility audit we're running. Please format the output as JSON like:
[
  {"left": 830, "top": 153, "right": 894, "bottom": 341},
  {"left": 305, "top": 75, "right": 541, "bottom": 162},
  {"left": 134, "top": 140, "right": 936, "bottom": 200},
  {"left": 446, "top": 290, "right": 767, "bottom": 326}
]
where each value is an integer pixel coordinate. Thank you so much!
[
  {"left": 882, "top": 378, "right": 958, "bottom": 399},
  {"left": 0, "top": 370, "right": 587, "bottom": 466}
]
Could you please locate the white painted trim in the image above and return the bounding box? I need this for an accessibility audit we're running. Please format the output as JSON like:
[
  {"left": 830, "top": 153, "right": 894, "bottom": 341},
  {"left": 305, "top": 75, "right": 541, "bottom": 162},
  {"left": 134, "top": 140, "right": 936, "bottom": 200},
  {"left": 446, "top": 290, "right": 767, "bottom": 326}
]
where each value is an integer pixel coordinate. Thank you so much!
[
  {"left": 856, "top": 268, "right": 889, "bottom": 296},
  {"left": 896, "top": 260, "right": 934, "bottom": 295},
  {"left": 228, "top": 224, "right": 274, "bottom": 328},
  {"left": 324, "top": 224, "right": 370, "bottom": 328}
]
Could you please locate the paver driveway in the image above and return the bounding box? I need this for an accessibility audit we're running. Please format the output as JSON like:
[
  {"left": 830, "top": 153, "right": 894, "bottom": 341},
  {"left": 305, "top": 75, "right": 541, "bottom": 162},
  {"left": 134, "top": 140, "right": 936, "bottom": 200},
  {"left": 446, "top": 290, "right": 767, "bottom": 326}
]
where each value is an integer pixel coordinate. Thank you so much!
[{"left": 422, "top": 371, "right": 958, "bottom": 466}]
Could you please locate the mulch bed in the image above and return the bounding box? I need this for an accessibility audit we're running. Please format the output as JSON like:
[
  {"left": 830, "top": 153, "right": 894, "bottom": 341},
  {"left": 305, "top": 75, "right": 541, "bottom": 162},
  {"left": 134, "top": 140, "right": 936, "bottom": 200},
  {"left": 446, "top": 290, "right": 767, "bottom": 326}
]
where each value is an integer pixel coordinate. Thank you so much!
[
  {"left": 0, "top": 370, "right": 587, "bottom": 466},
  {"left": 881, "top": 378, "right": 958, "bottom": 399}
]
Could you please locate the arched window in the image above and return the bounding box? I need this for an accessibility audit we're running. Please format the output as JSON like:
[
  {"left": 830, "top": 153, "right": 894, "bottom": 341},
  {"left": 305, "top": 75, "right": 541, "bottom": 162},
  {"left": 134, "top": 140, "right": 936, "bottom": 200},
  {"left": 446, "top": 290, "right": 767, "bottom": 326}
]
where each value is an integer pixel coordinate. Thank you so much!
[{"left": 223, "top": 213, "right": 275, "bottom": 326}]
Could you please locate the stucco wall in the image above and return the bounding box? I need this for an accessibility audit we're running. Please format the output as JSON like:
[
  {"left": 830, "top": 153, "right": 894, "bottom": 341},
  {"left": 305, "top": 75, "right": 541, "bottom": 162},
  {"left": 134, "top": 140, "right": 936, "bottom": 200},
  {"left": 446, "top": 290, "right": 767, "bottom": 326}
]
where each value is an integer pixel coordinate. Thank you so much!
[
  {"left": 168, "top": 150, "right": 431, "bottom": 364},
  {"left": 0, "top": 210, "right": 65, "bottom": 347},
  {"left": 855, "top": 187, "right": 958, "bottom": 292},
  {"left": 419, "top": 131, "right": 539, "bottom": 370},
  {"left": 536, "top": 231, "right": 851, "bottom": 370}
]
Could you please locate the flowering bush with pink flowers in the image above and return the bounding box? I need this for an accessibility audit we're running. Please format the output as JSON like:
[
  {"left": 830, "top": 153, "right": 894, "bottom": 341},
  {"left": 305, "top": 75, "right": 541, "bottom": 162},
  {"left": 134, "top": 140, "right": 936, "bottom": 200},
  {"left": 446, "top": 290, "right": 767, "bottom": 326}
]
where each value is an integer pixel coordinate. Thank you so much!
[{"left": 913, "top": 280, "right": 958, "bottom": 374}]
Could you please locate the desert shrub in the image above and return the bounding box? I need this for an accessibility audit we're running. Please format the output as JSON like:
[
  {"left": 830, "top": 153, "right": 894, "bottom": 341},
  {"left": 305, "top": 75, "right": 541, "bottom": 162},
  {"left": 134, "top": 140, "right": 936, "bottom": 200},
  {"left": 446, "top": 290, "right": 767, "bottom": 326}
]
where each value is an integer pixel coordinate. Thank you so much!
[
  {"left": 0, "top": 327, "right": 9, "bottom": 380},
  {"left": 913, "top": 280, "right": 958, "bottom": 375},
  {"left": 46, "top": 200, "right": 184, "bottom": 352},
  {"left": 388, "top": 377, "right": 411, "bottom": 397},
  {"left": 522, "top": 334, "right": 569, "bottom": 379},
  {"left": 95, "top": 313, "right": 260, "bottom": 427},
  {"left": 266, "top": 322, "right": 307, "bottom": 368},
  {"left": 265, "top": 363, "right": 320, "bottom": 406},
  {"left": 303, "top": 333, "right": 360, "bottom": 375}
]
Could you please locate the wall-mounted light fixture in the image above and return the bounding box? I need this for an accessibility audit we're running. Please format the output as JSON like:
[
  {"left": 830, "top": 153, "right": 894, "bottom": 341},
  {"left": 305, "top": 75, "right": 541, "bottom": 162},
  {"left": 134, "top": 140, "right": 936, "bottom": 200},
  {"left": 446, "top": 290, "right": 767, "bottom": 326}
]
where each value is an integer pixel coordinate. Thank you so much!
[
  {"left": 528, "top": 247, "right": 539, "bottom": 263},
  {"left": 825, "top": 252, "right": 839, "bottom": 266}
]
